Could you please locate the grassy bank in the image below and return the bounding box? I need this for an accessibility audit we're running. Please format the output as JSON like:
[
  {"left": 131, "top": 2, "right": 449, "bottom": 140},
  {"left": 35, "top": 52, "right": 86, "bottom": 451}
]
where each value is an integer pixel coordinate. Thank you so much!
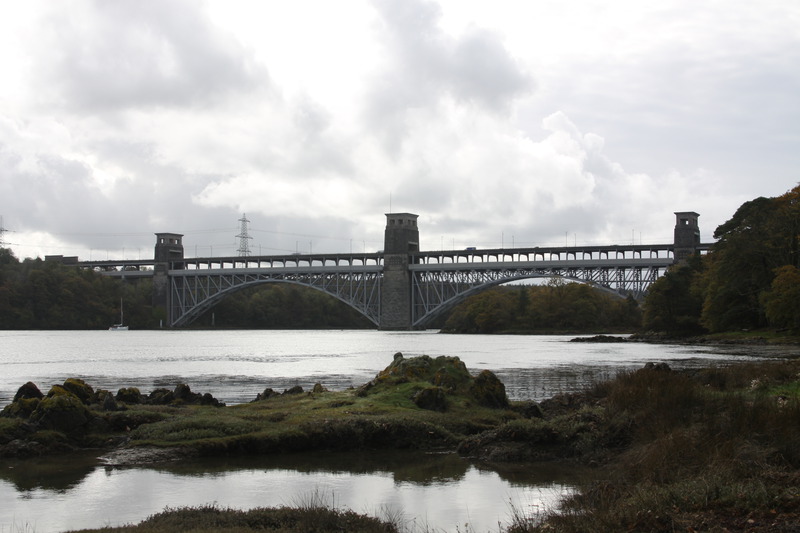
[
  {"left": 1, "top": 353, "right": 523, "bottom": 461},
  {"left": 4, "top": 352, "right": 800, "bottom": 531},
  {"left": 508, "top": 358, "right": 800, "bottom": 532},
  {"left": 66, "top": 502, "right": 403, "bottom": 533}
]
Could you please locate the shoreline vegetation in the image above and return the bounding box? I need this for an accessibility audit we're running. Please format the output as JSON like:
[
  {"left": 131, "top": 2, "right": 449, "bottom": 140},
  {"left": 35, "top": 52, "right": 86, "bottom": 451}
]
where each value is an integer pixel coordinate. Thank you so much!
[{"left": 2, "top": 348, "right": 800, "bottom": 532}]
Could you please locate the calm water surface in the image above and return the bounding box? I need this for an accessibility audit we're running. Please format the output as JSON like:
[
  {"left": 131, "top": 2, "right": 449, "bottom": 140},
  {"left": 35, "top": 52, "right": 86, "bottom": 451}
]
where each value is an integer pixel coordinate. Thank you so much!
[{"left": 1, "top": 330, "right": 794, "bottom": 532}]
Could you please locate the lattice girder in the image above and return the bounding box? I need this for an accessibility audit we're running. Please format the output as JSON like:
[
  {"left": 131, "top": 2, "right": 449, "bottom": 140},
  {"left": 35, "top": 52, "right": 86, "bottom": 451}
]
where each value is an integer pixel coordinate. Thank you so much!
[
  {"left": 169, "top": 268, "right": 381, "bottom": 327},
  {"left": 410, "top": 263, "right": 667, "bottom": 327}
]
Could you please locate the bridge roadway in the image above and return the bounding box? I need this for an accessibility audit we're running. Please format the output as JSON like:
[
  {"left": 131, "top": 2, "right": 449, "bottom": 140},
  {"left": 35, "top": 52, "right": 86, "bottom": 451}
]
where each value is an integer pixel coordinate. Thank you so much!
[{"left": 77, "top": 241, "right": 708, "bottom": 328}]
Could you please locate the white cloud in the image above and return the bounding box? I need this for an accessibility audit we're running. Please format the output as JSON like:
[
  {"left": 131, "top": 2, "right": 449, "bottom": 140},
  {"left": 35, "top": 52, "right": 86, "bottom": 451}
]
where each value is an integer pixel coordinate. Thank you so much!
[{"left": 0, "top": 0, "right": 797, "bottom": 261}]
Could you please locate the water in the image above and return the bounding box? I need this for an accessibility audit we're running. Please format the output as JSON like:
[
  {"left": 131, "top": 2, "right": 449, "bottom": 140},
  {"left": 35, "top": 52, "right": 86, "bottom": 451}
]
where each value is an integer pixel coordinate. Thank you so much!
[
  {"left": 0, "top": 329, "right": 778, "bottom": 406},
  {"left": 0, "top": 330, "right": 792, "bottom": 532}
]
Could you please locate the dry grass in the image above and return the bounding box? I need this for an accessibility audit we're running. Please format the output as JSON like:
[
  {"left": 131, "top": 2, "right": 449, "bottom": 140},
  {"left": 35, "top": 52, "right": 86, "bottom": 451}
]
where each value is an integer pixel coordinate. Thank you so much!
[{"left": 513, "top": 358, "right": 800, "bottom": 532}]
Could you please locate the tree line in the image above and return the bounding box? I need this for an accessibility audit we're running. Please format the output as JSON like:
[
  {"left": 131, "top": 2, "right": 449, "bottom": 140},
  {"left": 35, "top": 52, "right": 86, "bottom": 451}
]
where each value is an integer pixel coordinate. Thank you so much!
[{"left": 0, "top": 251, "right": 148, "bottom": 329}]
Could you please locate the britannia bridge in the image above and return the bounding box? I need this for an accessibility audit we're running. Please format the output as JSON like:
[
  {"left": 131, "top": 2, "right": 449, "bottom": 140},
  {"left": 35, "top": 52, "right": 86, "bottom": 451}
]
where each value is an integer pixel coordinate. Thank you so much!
[{"left": 69, "top": 212, "right": 709, "bottom": 329}]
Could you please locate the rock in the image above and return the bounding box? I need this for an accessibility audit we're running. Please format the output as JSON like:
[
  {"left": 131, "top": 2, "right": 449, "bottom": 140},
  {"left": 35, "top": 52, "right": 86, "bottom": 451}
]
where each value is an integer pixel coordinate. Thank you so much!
[
  {"left": 643, "top": 362, "right": 671, "bottom": 372},
  {"left": 141, "top": 384, "right": 224, "bottom": 406},
  {"left": 148, "top": 388, "right": 175, "bottom": 405},
  {"left": 570, "top": 335, "right": 628, "bottom": 343},
  {"left": 378, "top": 354, "right": 472, "bottom": 390},
  {"left": 30, "top": 387, "right": 92, "bottom": 432},
  {"left": 432, "top": 358, "right": 471, "bottom": 391},
  {"left": 252, "top": 388, "right": 280, "bottom": 402},
  {"left": 468, "top": 370, "right": 509, "bottom": 408},
  {"left": 413, "top": 386, "right": 448, "bottom": 412},
  {"left": 514, "top": 401, "right": 544, "bottom": 419},
  {"left": 0, "top": 439, "right": 47, "bottom": 459},
  {"left": 116, "top": 387, "right": 142, "bottom": 404},
  {"left": 62, "top": 378, "right": 94, "bottom": 404},
  {"left": 284, "top": 385, "right": 304, "bottom": 395},
  {"left": 312, "top": 383, "right": 328, "bottom": 394},
  {"left": 355, "top": 381, "right": 375, "bottom": 397},
  {"left": 379, "top": 353, "right": 433, "bottom": 381},
  {"left": 173, "top": 383, "right": 202, "bottom": 404},
  {"left": 0, "top": 397, "right": 41, "bottom": 419},
  {"left": 200, "top": 393, "right": 224, "bottom": 407},
  {"left": 13, "top": 382, "right": 44, "bottom": 402},
  {"left": 98, "top": 390, "right": 119, "bottom": 411}
]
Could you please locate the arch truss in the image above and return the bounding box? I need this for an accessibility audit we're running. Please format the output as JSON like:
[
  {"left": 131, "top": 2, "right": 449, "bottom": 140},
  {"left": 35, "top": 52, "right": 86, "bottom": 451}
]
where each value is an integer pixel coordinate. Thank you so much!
[
  {"left": 409, "top": 260, "right": 671, "bottom": 327},
  {"left": 168, "top": 267, "right": 382, "bottom": 327}
]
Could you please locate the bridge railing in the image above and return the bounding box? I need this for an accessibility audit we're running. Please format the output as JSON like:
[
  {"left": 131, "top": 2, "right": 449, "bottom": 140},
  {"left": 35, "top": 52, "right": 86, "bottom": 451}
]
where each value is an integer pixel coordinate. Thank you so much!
[{"left": 409, "top": 243, "right": 713, "bottom": 265}]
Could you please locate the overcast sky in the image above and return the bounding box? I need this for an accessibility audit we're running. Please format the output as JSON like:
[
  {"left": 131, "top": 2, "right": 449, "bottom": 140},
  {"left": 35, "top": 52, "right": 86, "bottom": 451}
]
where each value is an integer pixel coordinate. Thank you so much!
[{"left": 1, "top": 0, "right": 798, "bottom": 260}]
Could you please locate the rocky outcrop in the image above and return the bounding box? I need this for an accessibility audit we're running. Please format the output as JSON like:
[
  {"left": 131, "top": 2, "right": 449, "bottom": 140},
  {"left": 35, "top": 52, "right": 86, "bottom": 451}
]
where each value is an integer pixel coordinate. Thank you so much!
[
  {"left": 0, "top": 379, "right": 225, "bottom": 457},
  {"left": 570, "top": 335, "right": 629, "bottom": 343},
  {"left": 2, "top": 381, "right": 224, "bottom": 416},
  {"left": 359, "top": 353, "right": 510, "bottom": 412}
]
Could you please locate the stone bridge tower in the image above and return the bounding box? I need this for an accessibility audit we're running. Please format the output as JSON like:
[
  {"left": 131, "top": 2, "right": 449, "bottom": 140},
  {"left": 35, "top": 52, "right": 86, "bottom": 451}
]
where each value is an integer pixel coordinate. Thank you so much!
[
  {"left": 152, "top": 233, "right": 184, "bottom": 326},
  {"left": 673, "top": 212, "right": 701, "bottom": 262},
  {"left": 380, "top": 213, "right": 419, "bottom": 330}
]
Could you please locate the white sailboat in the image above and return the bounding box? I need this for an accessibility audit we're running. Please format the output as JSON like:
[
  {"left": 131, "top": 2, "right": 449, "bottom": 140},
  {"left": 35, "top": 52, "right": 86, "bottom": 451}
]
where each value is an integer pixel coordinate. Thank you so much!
[{"left": 109, "top": 299, "right": 129, "bottom": 331}]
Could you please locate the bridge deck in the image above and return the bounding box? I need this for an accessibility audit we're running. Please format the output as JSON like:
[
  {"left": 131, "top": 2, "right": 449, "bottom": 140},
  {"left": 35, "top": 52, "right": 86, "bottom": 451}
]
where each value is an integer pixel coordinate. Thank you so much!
[{"left": 78, "top": 241, "right": 711, "bottom": 275}]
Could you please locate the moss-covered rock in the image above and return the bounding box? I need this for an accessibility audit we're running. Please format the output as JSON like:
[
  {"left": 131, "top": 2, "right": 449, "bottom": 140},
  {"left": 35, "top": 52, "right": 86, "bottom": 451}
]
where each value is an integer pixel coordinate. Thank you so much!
[
  {"left": 116, "top": 387, "right": 142, "bottom": 404},
  {"left": 363, "top": 354, "right": 510, "bottom": 411},
  {"left": 413, "top": 386, "right": 448, "bottom": 411},
  {"left": 92, "top": 389, "right": 119, "bottom": 411},
  {"left": 252, "top": 388, "right": 280, "bottom": 402},
  {"left": 62, "top": 378, "right": 94, "bottom": 404},
  {"left": 0, "top": 397, "right": 41, "bottom": 419},
  {"left": 148, "top": 388, "right": 175, "bottom": 405},
  {"left": 432, "top": 358, "right": 472, "bottom": 391},
  {"left": 29, "top": 389, "right": 93, "bottom": 432},
  {"left": 377, "top": 353, "right": 473, "bottom": 390},
  {"left": 468, "top": 370, "right": 509, "bottom": 408}
]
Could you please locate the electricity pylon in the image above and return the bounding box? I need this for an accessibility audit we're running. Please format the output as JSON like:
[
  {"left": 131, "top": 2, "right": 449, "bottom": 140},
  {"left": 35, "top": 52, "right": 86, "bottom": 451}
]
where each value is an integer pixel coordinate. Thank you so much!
[{"left": 236, "top": 213, "right": 252, "bottom": 256}]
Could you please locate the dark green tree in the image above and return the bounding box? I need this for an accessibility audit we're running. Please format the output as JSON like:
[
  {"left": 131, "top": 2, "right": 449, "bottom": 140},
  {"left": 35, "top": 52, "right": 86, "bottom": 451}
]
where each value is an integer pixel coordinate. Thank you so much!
[
  {"left": 642, "top": 254, "right": 706, "bottom": 335},
  {"left": 761, "top": 265, "right": 800, "bottom": 331},
  {"left": 701, "top": 185, "right": 800, "bottom": 332},
  {"left": 442, "top": 282, "right": 641, "bottom": 334}
]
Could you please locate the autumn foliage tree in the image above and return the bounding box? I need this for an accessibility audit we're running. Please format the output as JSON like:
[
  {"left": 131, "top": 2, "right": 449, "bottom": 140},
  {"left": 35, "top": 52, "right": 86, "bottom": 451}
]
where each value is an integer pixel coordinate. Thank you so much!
[{"left": 643, "top": 184, "right": 800, "bottom": 335}]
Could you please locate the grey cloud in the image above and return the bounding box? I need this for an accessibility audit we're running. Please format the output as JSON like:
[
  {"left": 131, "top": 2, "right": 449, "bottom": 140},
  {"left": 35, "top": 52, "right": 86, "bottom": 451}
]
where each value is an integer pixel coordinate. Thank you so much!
[
  {"left": 449, "top": 29, "right": 532, "bottom": 111},
  {"left": 287, "top": 99, "right": 356, "bottom": 178},
  {"left": 366, "top": 0, "right": 533, "bottom": 149},
  {"left": 34, "top": 0, "right": 270, "bottom": 112}
]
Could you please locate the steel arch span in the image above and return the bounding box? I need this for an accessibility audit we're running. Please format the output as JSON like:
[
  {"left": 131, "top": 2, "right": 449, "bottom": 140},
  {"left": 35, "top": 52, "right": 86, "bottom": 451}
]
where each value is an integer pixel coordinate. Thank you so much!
[
  {"left": 409, "top": 260, "right": 669, "bottom": 328},
  {"left": 69, "top": 211, "right": 709, "bottom": 329},
  {"left": 168, "top": 268, "right": 382, "bottom": 327}
]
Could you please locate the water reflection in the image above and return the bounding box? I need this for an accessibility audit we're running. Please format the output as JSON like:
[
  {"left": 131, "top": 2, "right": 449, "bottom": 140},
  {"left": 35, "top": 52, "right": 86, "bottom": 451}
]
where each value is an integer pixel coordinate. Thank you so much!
[
  {"left": 1, "top": 451, "right": 100, "bottom": 492},
  {"left": 0, "top": 450, "right": 594, "bottom": 533}
]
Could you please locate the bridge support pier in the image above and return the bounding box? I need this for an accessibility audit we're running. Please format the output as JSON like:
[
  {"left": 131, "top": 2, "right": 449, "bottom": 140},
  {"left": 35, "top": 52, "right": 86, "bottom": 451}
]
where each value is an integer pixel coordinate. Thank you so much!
[
  {"left": 152, "top": 233, "right": 184, "bottom": 326},
  {"left": 379, "top": 213, "right": 419, "bottom": 330},
  {"left": 673, "top": 212, "right": 701, "bottom": 262}
]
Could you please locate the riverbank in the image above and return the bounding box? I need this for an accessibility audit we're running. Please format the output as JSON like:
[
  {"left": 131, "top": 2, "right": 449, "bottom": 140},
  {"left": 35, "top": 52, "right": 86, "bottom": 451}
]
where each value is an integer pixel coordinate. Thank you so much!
[
  {"left": 0, "top": 353, "right": 524, "bottom": 462},
  {"left": 3, "top": 352, "right": 800, "bottom": 531}
]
